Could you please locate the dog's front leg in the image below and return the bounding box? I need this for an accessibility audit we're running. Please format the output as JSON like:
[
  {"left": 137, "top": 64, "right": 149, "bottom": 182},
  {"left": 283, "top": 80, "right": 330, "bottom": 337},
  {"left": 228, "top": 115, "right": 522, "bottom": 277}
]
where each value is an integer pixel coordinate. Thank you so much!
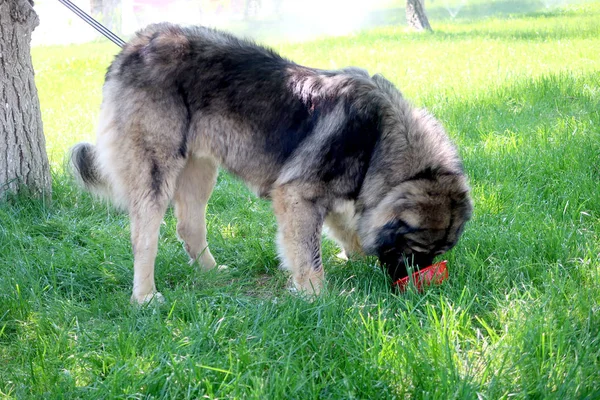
[{"left": 272, "top": 184, "right": 326, "bottom": 296}]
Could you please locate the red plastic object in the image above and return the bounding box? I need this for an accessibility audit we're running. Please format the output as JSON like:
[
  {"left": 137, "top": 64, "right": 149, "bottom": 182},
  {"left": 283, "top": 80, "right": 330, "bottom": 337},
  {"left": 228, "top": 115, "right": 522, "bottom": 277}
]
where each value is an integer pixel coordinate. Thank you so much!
[{"left": 393, "top": 260, "right": 449, "bottom": 292}]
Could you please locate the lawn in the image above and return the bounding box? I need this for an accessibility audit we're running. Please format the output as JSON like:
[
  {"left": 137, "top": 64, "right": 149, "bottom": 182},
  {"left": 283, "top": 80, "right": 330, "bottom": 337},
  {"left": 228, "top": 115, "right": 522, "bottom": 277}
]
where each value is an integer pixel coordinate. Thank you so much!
[{"left": 1, "top": 2, "right": 600, "bottom": 398}]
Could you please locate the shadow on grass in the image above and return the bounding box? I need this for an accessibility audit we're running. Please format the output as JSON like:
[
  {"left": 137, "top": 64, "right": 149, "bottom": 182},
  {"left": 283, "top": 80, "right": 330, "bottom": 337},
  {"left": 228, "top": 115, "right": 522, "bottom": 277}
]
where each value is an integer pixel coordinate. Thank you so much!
[
  {"left": 231, "top": 1, "right": 598, "bottom": 42},
  {"left": 435, "top": 70, "right": 599, "bottom": 293},
  {"left": 424, "top": 0, "right": 589, "bottom": 22},
  {"left": 358, "top": 8, "right": 600, "bottom": 43}
]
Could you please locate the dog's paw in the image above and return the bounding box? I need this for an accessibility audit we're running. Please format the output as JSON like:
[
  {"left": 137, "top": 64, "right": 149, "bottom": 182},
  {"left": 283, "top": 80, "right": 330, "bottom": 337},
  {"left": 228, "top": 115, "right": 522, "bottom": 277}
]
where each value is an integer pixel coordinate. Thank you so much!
[
  {"left": 336, "top": 250, "right": 349, "bottom": 261},
  {"left": 287, "top": 283, "right": 320, "bottom": 302},
  {"left": 130, "top": 291, "right": 165, "bottom": 305},
  {"left": 290, "top": 273, "right": 324, "bottom": 299},
  {"left": 191, "top": 262, "right": 228, "bottom": 271}
]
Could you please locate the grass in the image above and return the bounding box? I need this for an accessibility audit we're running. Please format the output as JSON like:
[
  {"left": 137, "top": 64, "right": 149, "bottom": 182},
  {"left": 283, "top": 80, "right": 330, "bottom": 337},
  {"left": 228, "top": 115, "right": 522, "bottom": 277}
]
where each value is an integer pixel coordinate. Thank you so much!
[{"left": 2, "top": 2, "right": 600, "bottom": 398}]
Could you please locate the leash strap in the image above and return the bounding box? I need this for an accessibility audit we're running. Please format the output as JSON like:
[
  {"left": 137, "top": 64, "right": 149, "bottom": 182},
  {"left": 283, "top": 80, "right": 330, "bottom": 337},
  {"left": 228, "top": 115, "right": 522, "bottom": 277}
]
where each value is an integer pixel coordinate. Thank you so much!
[{"left": 57, "top": 0, "right": 125, "bottom": 47}]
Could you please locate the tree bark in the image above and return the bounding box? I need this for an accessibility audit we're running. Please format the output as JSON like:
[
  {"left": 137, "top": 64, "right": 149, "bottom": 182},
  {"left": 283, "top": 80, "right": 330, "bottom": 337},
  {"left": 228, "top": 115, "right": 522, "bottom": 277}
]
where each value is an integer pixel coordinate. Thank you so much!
[
  {"left": 90, "top": 0, "right": 102, "bottom": 15},
  {"left": 101, "top": 0, "right": 122, "bottom": 34},
  {"left": 406, "top": 0, "right": 432, "bottom": 31},
  {"left": 0, "top": 0, "right": 51, "bottom": 199}
]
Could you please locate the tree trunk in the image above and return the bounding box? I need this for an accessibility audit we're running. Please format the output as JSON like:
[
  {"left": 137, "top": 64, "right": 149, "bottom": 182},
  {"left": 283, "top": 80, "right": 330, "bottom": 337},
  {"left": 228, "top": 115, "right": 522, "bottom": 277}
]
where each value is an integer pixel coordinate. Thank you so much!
[
  {"left": 0, "top": 0, "right": 51, "bottom": 199},
  {"left": 102, "top": 0, "right": 122, "bottom": 34},
  {"left": 91, "top": 0, "right": 102, "bottom": 15},
  {"left": 406, "top": 0, "right": 432, "bottom": 31}
]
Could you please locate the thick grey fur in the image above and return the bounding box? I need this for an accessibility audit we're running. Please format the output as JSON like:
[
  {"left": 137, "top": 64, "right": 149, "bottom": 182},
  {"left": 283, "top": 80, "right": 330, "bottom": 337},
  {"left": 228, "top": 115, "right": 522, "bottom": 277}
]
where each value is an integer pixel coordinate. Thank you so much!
[{"left": 70, "top": 23, "right": 472, "bottom": 303}]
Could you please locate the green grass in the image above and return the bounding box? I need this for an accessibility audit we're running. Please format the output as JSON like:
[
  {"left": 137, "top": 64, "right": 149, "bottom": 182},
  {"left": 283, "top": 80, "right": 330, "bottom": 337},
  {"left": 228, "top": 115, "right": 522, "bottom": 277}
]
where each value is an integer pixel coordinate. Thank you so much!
[{"left": 2, "top": 3, "right": 600, "bottom": 398}]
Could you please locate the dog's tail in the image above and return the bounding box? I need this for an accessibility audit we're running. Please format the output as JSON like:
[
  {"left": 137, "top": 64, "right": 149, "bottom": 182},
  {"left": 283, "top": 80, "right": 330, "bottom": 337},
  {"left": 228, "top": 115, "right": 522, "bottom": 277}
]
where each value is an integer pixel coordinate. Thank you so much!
[{"left": 69, "top": 142, "right": 112, "bottom": 201}]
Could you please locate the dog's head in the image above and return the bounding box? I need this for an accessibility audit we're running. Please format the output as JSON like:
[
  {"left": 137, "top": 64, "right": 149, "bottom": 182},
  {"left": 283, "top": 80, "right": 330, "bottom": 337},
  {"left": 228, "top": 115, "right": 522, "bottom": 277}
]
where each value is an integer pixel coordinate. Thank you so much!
[{"left": 359, "top": 173, "right": 472, "bottom": 281}]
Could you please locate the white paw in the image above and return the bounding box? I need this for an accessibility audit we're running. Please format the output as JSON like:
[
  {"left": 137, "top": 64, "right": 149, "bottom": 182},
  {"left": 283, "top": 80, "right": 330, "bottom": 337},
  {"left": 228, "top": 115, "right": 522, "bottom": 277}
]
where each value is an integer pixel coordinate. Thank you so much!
[
  {"left": 289, "top": 276, "right": 323, "bottom": 299},
  {"left": 287, "top": 284, "right": 317, "bottom": 302},
  {"left": 131, "top": 291, "right": 165, "bottom": 305},
  {"left": 336, "top": 250, "right": 349, "bottom": 261}
]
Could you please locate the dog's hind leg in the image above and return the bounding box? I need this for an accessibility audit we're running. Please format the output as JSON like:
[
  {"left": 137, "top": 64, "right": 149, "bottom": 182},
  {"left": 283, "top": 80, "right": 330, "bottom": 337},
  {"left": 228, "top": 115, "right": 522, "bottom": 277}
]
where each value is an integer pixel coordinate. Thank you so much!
[
  {"left": 129, "top": 194, "right": 171, "bottom": 304},
  {"left": 173, "top": 156, "right": 218, "bottom": 270},
  {"left": 127, "top": 153, "right": 184, "bottom": 304},
  {"left": 272, "top": 184, "right": 326, "bottom": 296}
]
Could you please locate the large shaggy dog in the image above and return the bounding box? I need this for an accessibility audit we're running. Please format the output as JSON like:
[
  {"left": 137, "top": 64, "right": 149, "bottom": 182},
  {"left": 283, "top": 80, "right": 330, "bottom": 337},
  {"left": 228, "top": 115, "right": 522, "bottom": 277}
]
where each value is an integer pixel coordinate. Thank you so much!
[{"left": 71, "top": 23, "right": 472, "bottom": 303}]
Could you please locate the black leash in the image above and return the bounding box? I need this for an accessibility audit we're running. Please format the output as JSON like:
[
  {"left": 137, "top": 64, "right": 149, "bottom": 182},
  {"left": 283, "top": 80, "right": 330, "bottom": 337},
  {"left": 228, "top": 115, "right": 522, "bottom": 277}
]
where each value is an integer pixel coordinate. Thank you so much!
[{"left": 58, "top": 0, "right": 125, "bottom": 47}]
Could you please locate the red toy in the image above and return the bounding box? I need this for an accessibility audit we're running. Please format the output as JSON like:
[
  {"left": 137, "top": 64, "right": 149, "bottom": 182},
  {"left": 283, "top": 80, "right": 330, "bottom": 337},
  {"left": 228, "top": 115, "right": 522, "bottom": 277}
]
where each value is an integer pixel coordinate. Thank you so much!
[{"left": 393, "top": 260, "right": 449, "bottom": 292}]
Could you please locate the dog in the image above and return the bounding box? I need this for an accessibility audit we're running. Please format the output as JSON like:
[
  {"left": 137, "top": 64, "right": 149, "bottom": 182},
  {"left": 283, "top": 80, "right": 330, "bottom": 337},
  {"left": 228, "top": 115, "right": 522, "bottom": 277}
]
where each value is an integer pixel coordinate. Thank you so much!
[{"left": 70, "top": 23, "right": 472, "bottom": 303}]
